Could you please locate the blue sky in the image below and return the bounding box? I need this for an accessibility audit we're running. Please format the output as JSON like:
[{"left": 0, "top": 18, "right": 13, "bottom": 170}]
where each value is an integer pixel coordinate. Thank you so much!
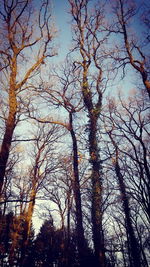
[
  {"left": 52, "top": 0, "right": 148, "bottom": 61},
  {"left": 53, "top": 0, "right": 71, "bottom": 61}
]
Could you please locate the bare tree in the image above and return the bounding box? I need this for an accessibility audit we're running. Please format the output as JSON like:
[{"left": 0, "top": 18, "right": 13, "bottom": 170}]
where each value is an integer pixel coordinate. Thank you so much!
[
  {"left": 101, "top": 91, "right": 150, "bottom": 266},
  {"left": 106, "top": 129, "right": 142, "bottom": 267},
  {"left": 29, "top": 57, "right": 89, "bottom": 266},
  {"left": 7, "top": 122, "right": 60, "bottom": 266},
  {"left": 0, "top": 0, "right": 56, "bottom": 197},
  {"left": 69, "top": 0, "right": 110, "bottom": 265},
  {"left": 109, "top": 0, "right": 150, "bottom": 98}
]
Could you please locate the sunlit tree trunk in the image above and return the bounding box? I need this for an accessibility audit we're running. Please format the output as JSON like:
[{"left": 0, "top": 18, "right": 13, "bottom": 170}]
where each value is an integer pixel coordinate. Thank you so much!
[
  {"left": 0, "top": 0, "right": 55, "bottom": 198},
  {"left": 9, "top": 213, "right": 24, "bottom": 266},
  {"left": 20, "top": 189, "right": 36, "bottom": 267},
  {"left": 20, "top": 136, "right": 46, "bottom": 266},
  {"left": 0, "top": 55, "right": 17, "bottom": 197}
]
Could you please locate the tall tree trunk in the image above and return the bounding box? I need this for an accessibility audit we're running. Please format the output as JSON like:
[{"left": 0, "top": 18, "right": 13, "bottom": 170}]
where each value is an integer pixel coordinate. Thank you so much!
[
  {"left": 0, "top": 55, "right": 17, "bottom": 197},
  {"left": 68, "top": 0, "right": 106, "bottom": 264},
  {"left": 89, "top": 114, "right": 106, "bottom": 267},
  {"left": 114, "top": 158, "right": 142, "bottom": 267},
  {"left": 81, "top": 68, "right": 106, "bottom": 267},
  {"left": 69, "top": 112, "right": 87, "bottom": 267},
  {"left": 20, "top": 189, "right": 36, "bottom": 267},
  {"left": 9, "top": 213, "right": 23, "bottom": 266},
  {"left": 66, "top": 188, "right": 72, "bottom": 267},
  {"left": 20, "top": 141, "right": 44, "bottom": 266},
  {"left": 108, "top": 131, "right": 142, "bottom": 267}
]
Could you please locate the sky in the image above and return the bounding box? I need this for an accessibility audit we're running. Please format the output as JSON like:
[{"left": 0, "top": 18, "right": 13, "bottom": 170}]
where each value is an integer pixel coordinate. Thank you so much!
[
  {"left": 50, "top": 0, "right": 146, "bottom": 95},
  {"left": 53, "top": 0, "right": 71, "bottom": 62}
]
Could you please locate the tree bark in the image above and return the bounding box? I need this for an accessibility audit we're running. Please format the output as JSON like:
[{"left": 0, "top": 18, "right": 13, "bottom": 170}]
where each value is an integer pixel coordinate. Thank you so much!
[
  {"left": 69, "top": 112, "right": 87, "bottom": 267},
  {"left": 0, "top": 55, "right": 17, "bottom": 197},
  {"left": 81, "top": 68, "right": 106, "bottom": 266},
  {"left": 89, "top": 114, "right": 106, "bottom": 267}
]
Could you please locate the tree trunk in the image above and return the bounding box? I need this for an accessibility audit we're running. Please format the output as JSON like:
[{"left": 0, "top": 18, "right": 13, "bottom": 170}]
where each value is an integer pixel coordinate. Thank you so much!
[
  {"left": 114, "top": 156, "right": 142, "bottom": 267},
  {"left": 89, "top": 114, "right": 106, "bottom": 267},
  {"left": 81, "top": 68, "right": 106, "bottom": 266},
  {"left": 67, "top": 190, "right": 71, "bottom": 267},
  {"left": 20, "top": 189, "right": 36, "bottom": 267},
  {"left": 69, "top": 112, "right": 87, "bottom": 267},
  {"left": 0, "top": 56, "right": 17, "bottom": 197}
]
